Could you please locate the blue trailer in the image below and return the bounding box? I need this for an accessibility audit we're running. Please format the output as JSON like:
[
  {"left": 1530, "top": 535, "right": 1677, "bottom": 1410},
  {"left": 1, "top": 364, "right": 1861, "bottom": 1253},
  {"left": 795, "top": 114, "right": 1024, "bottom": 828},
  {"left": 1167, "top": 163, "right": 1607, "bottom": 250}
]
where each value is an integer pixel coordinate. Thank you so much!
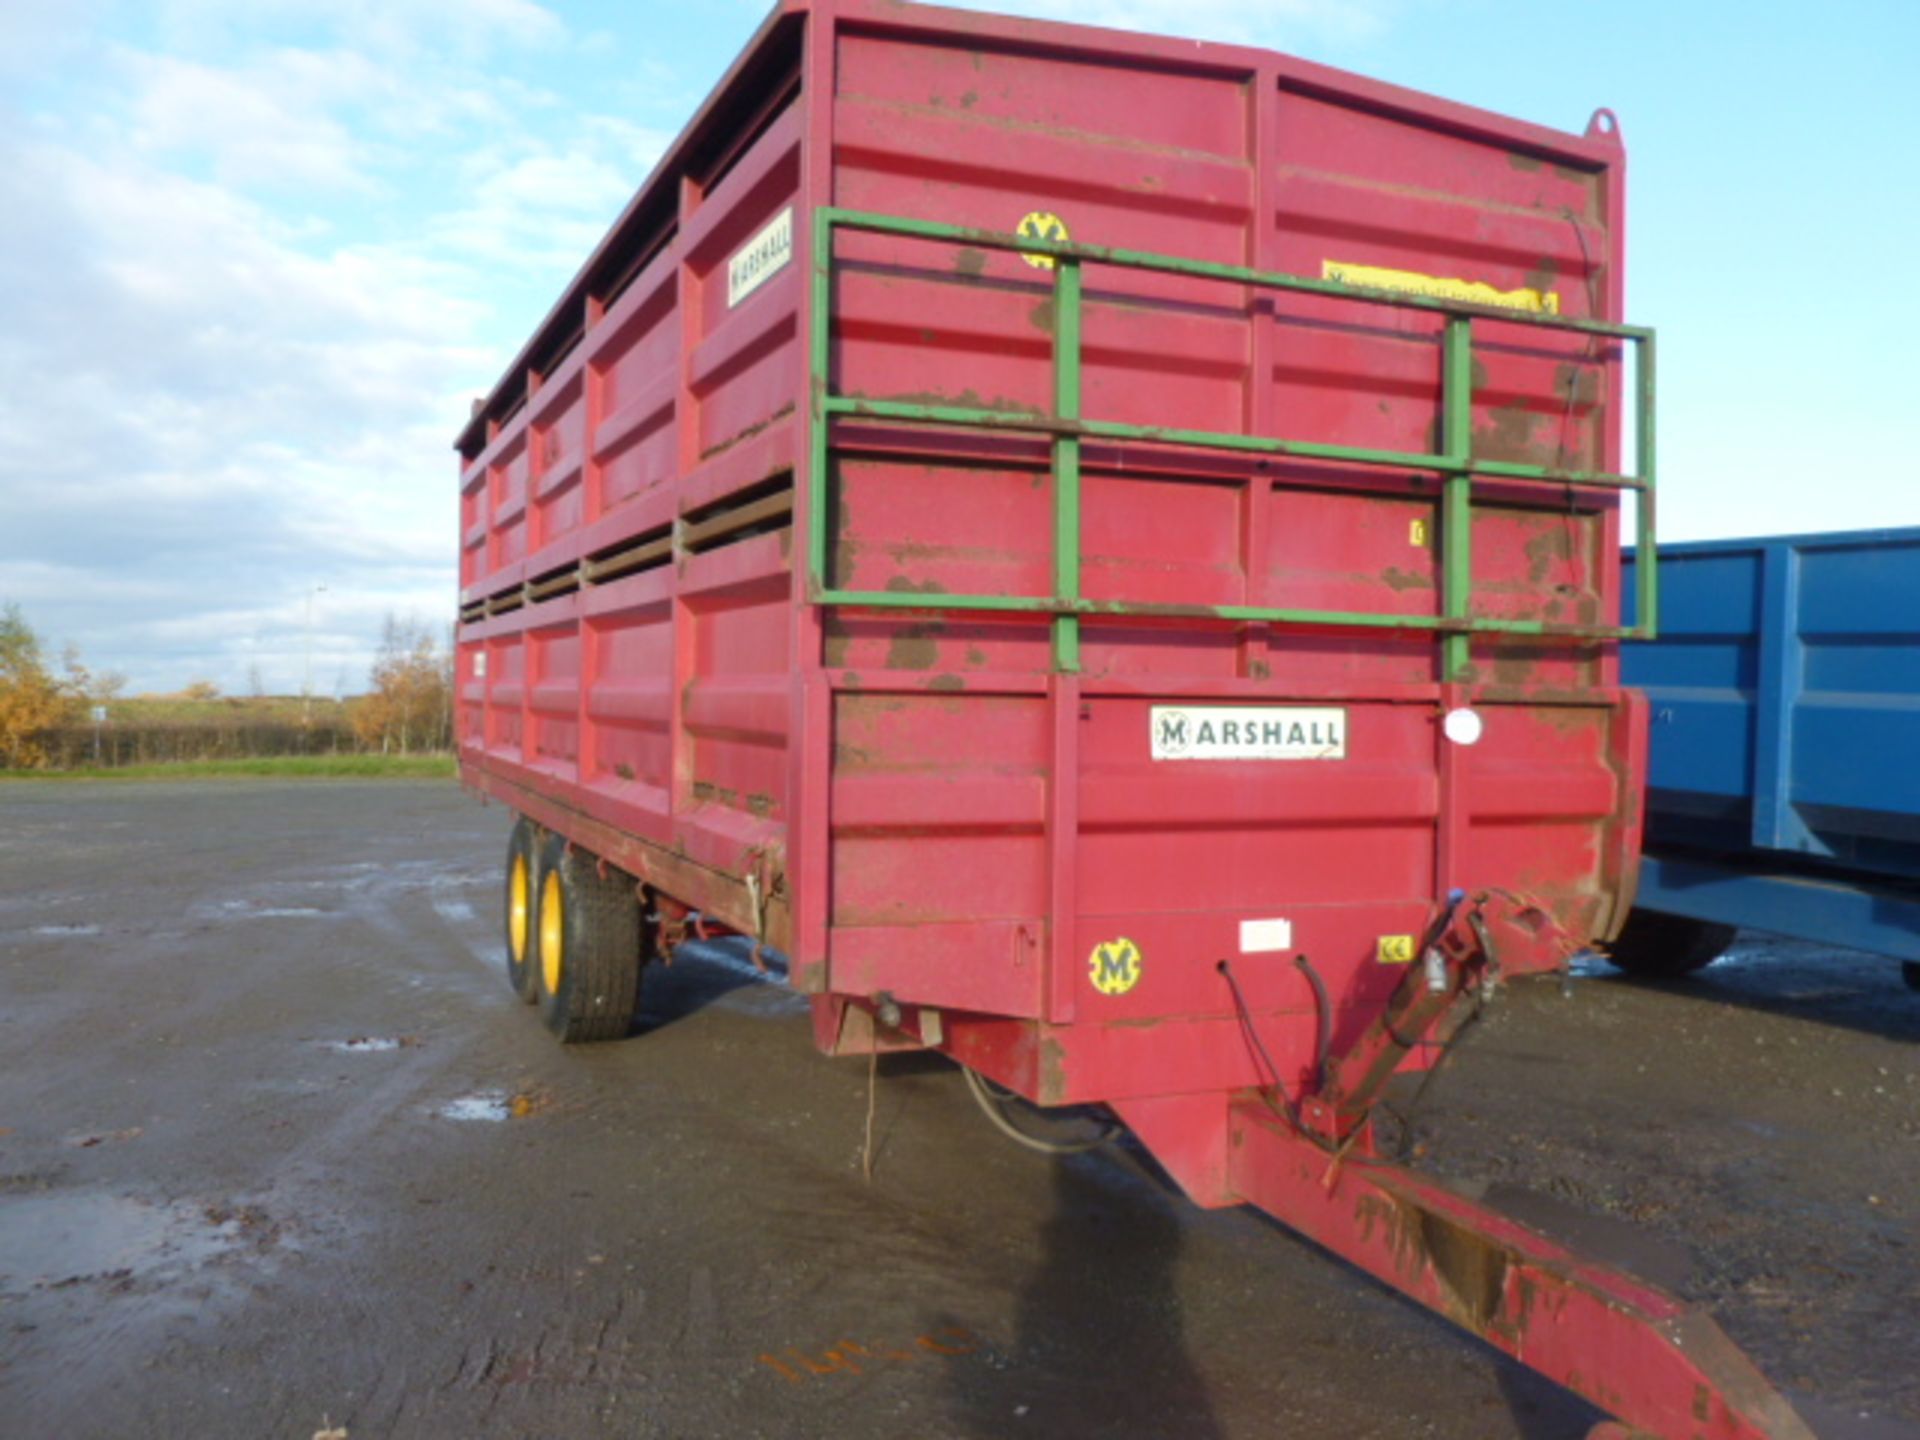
[{"left": 1619, "top": 527, "right": 1920, "bottom": 987}]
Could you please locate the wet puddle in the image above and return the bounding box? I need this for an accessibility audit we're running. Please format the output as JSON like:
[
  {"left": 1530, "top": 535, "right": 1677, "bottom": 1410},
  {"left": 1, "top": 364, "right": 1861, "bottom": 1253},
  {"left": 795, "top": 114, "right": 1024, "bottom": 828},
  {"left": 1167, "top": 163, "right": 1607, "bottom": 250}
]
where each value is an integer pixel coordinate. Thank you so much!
[
  {"left": 0, "top": 1192, "right": 246, "bottom": 1292},
  {"left": 436, "top": 1089, "right": 552, "bottom": 1122},
  {"left": 32, "top": 924, "right": 102, "bottom": 937},
  {"left": 439, "top": 1093, "right": 512, "bottom": 1122},
  {"left": 213, "top": 901, "right": 329, "bottom": 920},
  {"left": 324, "top": 1036, "right": 416, "bottom": 1054}
]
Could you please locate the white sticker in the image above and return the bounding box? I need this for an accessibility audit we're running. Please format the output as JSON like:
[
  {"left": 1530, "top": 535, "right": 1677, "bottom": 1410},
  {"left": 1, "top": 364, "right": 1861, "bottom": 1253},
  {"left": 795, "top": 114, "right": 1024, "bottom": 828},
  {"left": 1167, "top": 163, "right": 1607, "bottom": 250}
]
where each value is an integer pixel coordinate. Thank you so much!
[
  {"left": 473, "top": 652, "right": 487, "bottom": 678},
  {"left": 1443, "top": 707, "right": 1483, "bottom": 745},
  {"left": 727, "top": 207, "right": 793, "bottom": 307},
  {"left": 1150, "top": 706, "right": 1346, "bottom": 761},
  {"left": 1240, "top": 918, "right": 1293, "bottom": 954}
]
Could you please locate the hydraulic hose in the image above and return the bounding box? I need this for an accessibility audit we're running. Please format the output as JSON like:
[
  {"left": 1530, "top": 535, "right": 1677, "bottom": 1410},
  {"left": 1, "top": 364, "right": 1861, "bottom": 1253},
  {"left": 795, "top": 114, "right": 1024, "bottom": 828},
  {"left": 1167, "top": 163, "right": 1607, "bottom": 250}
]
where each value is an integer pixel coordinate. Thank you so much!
[{"left": 960, "top": 1064, "right": 1117, "bottom": 1156}]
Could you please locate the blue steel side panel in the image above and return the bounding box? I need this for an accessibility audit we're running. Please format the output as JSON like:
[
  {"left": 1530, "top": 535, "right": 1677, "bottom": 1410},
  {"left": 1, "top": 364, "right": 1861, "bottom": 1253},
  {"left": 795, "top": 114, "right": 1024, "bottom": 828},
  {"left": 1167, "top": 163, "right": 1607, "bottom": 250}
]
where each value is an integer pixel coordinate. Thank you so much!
[
  {"left": 1635, "top": 855, "right": 1920, "bottom": 962},
  {"left": 1624, "top": 528, "right": 1920, "bottom": 886}
]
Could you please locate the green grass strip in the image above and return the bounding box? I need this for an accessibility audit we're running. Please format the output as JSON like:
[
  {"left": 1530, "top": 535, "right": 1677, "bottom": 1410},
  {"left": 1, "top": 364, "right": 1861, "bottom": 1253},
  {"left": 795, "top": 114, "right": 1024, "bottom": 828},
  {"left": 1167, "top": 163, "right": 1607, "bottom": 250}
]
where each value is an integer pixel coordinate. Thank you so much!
[{"left": 0, "top": 753, "right": 458, "bottom": 781}]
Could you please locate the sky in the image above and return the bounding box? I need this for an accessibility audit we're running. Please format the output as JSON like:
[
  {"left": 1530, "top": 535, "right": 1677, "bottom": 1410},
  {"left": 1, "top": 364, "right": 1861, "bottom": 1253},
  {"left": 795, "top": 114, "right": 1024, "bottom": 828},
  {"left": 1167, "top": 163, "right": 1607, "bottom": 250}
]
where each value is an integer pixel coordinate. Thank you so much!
[{"left": 1, "top": 0, "right": 1914, "bottom": 695}]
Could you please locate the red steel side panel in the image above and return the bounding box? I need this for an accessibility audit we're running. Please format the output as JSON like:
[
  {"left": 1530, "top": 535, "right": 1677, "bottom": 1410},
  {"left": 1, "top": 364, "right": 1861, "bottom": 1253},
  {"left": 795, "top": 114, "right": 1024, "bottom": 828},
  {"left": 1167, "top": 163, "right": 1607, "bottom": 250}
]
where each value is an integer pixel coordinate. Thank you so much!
[
  {"left": 457, "top": 21, "right": 808, "bottom": 934},
  {"left": 456, "top": 0, "right": 1640, "bottom": 1106},
  {"left": 809, "top": 2, "right": 1636, "bottom": 1091}
]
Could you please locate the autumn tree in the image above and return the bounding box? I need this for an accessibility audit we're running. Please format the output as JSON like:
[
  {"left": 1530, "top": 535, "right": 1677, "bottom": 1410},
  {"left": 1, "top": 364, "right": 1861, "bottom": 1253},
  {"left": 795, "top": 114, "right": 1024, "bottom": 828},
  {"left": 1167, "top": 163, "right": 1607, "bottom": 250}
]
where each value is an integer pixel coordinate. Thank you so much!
[
  {"left": 0, "top": 604, "right": 77, "bottom": 768},
  {"left": 352, "top": 615, "right": 453, "bottom": 754},
  {"left": 63, "top": 650, "right": 127, "bottom": 708}
]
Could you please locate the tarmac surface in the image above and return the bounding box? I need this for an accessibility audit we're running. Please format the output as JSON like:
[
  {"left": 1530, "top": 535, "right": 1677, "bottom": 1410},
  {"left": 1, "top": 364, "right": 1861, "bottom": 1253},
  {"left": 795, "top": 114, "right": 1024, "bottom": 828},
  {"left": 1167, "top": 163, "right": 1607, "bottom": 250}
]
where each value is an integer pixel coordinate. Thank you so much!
[{"left": 0, "top": 778, "right": 1914, "bottom": 1440}]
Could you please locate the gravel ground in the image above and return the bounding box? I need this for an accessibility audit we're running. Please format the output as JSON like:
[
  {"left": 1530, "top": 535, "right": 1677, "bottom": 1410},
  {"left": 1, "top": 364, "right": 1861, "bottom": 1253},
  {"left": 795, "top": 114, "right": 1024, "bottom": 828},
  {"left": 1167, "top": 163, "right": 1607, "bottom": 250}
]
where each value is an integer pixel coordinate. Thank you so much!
[{"left": 0, "top": 779, "right": 1912, "bottom": 1440}]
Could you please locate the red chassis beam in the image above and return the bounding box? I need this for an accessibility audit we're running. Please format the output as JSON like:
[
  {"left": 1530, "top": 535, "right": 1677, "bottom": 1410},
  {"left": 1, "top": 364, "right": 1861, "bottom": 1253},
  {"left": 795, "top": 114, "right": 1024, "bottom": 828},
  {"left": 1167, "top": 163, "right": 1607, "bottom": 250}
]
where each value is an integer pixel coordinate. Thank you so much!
[
  {"left": 1228, "top": 1105, "right": 1815, "bottom": 1440},
  {"left": 1124, "top": 891, "right": 1817, "bottom": 1439}
]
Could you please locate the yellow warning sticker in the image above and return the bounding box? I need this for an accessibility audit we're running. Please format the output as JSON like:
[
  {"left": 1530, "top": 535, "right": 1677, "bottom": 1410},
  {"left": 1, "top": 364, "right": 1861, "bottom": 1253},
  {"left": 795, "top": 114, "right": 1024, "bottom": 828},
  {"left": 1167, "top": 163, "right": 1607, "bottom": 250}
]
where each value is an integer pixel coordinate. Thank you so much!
[
  {"left": 1377, "top": 934, "right": 1417, "bottom": 964},
  {"left": 1088, "top": 937, "right": 1143, "bottom": 996},
  {"left": 1322, "top": 260, "right": 1560, "bottom": 316},
  {"left": 1017, "top": 211, "right": 1070, "bottom": 270}
]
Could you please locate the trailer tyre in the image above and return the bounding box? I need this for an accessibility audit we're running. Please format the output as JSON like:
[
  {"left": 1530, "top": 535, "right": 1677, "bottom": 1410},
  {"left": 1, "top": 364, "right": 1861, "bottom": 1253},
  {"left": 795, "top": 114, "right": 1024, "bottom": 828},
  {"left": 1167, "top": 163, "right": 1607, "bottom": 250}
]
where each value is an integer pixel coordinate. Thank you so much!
[
  {"left": 503, "top": 818, "right": 540, "bottom": 1003},
  {"left": 1904, "top": 962, "right": 1920, "bottom": 993},
  {"left": 534, "top": 835, "right": 643, "bottom": 1044},
  {"left": 1606, "top": 909, "right": 1737, "bottom": 979}
]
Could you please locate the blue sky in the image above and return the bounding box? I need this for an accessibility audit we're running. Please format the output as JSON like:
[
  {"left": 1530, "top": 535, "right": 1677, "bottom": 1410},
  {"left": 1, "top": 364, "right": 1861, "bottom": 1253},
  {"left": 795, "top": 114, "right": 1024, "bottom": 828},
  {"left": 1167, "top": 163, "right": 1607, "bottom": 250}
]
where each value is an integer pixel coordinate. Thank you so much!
[{"left": 1, "top": 0, "right": 1913, "bottom": 693}]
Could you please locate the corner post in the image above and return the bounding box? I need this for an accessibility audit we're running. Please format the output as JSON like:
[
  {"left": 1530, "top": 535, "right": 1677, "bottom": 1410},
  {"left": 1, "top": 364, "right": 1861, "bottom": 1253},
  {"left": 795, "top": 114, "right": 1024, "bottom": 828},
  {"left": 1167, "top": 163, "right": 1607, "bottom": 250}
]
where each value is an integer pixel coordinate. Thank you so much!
[
  {"left": 1440, "top": 316, "right": 1475, "bottom": 681},
  {"left": 1052, "top": 256, "right": 1084, "bottom": 673},
  {"left": 1634, "top": 332, "right": 1658, "bottom": 637},
  {"left": 807, "top": 207, "right": 835, "bottom": 603}
]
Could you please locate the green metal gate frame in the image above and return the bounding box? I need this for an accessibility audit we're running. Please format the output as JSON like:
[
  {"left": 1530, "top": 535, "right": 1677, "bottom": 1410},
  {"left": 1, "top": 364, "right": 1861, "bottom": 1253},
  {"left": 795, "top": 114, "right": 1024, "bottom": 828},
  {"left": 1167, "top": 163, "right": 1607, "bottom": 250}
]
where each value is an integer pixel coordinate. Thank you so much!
[{"left": 806, "top": 207, "right": 1657, "bottom": 678}]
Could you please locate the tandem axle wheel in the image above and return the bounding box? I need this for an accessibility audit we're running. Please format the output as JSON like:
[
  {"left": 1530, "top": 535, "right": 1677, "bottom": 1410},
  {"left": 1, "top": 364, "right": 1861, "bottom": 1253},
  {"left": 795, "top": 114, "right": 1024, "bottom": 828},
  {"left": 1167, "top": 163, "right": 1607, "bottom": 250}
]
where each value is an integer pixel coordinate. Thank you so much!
[{"left": 499, "top": 816, "right": 651, "bottom": 1043}]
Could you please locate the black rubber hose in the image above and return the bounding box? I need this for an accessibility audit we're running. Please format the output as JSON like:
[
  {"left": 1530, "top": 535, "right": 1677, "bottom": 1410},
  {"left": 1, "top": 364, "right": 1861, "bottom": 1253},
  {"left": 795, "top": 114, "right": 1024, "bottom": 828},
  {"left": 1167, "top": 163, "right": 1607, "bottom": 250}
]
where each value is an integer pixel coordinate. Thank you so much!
[
  {"left": 1293, "top": 954, "right": 1332, "bottom": 1093},
  {"left": 960, "top": 1065, "right": 1116, "bottom": 1155}
]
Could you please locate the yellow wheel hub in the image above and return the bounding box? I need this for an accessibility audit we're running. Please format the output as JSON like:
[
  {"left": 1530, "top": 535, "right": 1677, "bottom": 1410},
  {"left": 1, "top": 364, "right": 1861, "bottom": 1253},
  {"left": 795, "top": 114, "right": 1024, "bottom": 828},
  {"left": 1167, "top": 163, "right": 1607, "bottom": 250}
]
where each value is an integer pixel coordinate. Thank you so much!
[
  {"left": 540, "top": 868, "right": 564, "bottom": 995},
  {"left": 508, "top": 853, "right": 530, "bottom": 962}
]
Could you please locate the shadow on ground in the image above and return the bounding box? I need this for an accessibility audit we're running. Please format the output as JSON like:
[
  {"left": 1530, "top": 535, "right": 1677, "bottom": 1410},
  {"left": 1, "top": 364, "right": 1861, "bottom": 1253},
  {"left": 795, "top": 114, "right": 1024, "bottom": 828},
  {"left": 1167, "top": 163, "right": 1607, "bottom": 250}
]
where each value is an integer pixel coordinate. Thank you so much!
[
  {"left": 1590, "top": 931, "right": 1920, "bottom": 1045},
  {"left": 935, "top": 1151, "right": 1226, "bottom": 1440}
]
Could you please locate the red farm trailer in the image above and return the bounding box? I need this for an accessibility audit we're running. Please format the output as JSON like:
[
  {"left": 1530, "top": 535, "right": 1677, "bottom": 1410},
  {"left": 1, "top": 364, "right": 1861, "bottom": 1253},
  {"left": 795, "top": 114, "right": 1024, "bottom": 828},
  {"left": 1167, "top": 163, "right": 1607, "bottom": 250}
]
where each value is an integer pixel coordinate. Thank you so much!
[{"left": 453, "top": 4, "right": 1812, "bottom": 1435}]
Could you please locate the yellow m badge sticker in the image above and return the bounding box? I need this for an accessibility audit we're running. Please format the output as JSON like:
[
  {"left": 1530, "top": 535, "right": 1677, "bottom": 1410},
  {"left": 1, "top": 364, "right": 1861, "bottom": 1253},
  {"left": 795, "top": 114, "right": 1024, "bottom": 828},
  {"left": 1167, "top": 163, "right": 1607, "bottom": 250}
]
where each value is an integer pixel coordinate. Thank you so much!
[
  {"left": 1016, "top": 210, "right": 1070, "bottom": 270},
  {"left": 1088, "top": 937, "right": 1143, "bottom": 996}
]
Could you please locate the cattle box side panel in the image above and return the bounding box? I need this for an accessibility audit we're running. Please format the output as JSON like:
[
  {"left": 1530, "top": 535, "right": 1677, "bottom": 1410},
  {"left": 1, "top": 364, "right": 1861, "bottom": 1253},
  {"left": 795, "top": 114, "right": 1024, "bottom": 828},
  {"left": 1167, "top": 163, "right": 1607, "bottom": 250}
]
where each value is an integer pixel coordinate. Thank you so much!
[
  {"left": 812, "top": 3, "right": 1643, "bottom": 1100},
  {"left": 1624, "top": 529, "right": 1920, "bottom": 883},
  {"left": 456, "top": 13, "right": 810, "bottom": 943},
  {"left": 455, "top": 0, "right": 1648, "bottom": 1103}
]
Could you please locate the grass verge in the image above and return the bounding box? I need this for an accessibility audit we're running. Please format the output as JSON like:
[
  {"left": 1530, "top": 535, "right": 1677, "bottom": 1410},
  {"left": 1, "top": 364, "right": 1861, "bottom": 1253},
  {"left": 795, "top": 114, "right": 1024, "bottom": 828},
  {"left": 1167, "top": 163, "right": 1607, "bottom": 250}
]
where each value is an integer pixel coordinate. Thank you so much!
[{"left": 0, "top": 753, "right": 457, "bottom": 781}]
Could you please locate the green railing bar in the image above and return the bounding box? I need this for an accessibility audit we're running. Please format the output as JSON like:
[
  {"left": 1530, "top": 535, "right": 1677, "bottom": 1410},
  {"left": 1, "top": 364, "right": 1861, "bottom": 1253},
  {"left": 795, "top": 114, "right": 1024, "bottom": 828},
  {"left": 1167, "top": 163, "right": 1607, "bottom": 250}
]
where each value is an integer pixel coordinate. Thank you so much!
[
  {"left": 808, "top": 206, "right": 834, "bottom": 601},
  {"left": 1052, "top": 258, "right": 1084, "bottom": 673},
  {"left": 1441, "top": 317, "right": 1474, "bottom": 681},
  {"left": 808, "top": 584, "right": 1640, "bottom": 639},
  {"left": 1635, "top": 334, "right": 1659, "bottom": 636},
  {"left": 821, "top": 206, "right": 1653, "bottom": 342},
  {"left": 820, "top": 397, "right": 1647, "bottom": 492},
  {"left": 805, "top": 207, "right": 1659, "bottom": 657}
]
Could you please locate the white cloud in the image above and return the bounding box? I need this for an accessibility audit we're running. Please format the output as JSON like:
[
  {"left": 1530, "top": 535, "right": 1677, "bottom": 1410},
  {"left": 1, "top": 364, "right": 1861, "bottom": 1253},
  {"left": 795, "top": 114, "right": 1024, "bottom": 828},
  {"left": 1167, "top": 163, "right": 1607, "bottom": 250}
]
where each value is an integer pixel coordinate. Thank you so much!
[
  {"left": 121, "top": 49, "right": 383, "bottom": 193},
  {"left": 0, "top": 0, "right": 661, "bottom": 694}
]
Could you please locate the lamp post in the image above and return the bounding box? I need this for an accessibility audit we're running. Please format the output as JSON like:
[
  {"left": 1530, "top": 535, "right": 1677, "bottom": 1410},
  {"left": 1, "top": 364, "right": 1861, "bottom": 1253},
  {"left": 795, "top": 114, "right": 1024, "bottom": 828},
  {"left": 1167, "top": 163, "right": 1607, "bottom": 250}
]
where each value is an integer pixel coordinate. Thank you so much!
[{"left": 302, "top": 584, "right": 328, "bottom": 729}]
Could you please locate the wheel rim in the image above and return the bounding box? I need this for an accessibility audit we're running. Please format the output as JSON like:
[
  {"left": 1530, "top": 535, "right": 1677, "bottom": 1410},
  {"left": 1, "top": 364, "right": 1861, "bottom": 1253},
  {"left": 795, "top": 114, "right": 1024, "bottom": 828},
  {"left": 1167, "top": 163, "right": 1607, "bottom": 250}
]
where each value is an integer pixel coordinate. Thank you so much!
[
  {"left": 540, "top": 868, "right": 564, "bottom": 995},
  {"left": 508, "top": 852, "right": 530, "bottom": 963}
]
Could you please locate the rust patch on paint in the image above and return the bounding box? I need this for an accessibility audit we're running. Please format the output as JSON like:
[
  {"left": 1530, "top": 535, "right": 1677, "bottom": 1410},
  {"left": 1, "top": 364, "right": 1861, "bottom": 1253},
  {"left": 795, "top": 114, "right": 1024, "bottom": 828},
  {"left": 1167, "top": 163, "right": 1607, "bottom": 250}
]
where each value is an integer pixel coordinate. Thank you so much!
[
  {"left": 1490, "top": 649, "right": 1538, "bottom": 689},
  {"left": 881, "top": 576, "right": 947, "bottom": 671},
  {"left": 1476, "top": 402, "right": 1543, "bottom": 465},
  {"left": 885, "top": 627, "right": 941, "bottom": 672},
  {"left": 1038, "top": 1036, "right": 1070, "bottom": 1106},
  {"left": 885, "top": 575, "right": 949, "bottom": 597},
  {"left": 1524, "top": 526, "right": 1574, "bottom": 583},
  {"left": 928, "top": 674, "right": 964, "bottom": 692},
  {"left": 953, "top": 248, "right": 988, "bottom": 280},
  {"left": 1532, "top": 703, "right": 1606, "bottom": 737},
  {"left": 822, "top": 620, "right": 852, "bottom": 669},
  {"left": 1380, "top": 565, "right": 1433, "bottom": 593},
  {"left": 691, "top": 780, "right": 739, "bottom": 809},
  {"left": 1554, "top": 361, "right": 1600, "bottom": 411}
]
